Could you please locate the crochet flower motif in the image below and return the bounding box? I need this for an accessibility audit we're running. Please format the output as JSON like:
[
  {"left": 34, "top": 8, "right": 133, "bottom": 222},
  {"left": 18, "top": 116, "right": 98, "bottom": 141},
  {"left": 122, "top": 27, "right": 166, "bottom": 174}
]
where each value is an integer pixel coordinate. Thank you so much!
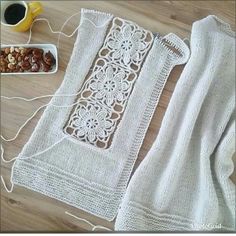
[
  {"left": 71, "top": 104, "right": 113, "bottom": 143},
  {"left": 90, "top": 66, "right": 130, "bottom": 106},
  {"left": 107, "top": 24, "right": 147, "bottom": 65}
]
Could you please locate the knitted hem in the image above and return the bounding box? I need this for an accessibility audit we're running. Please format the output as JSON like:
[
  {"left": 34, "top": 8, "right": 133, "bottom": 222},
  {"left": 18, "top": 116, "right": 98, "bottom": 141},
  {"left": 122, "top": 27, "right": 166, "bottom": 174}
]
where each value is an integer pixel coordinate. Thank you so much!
[
  {"left": 13, "top": 159, "right": 120, "bottom": 221},
  {"left": 115, "top": 201, "right": 235, "bottom": 232}
]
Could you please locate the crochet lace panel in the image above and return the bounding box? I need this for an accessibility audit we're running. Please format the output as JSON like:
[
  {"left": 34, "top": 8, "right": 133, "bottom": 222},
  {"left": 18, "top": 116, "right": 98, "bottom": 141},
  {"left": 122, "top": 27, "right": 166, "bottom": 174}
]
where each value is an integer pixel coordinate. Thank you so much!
[{"left": 64, "top": 17, "right": 153, "bottom": 148}]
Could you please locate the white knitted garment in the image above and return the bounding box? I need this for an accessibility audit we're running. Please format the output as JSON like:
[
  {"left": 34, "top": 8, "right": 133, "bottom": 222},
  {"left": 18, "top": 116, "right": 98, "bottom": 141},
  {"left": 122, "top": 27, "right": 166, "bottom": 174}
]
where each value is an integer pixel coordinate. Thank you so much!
[
  {"left": 115, "top": 16, "right": 235, "bottom": 231},
  {"left": 10, "top": 9, "right": 190, "bottom": 220},
  {"left": 115, "top": 15, "right": 235, "bottom": 231}
]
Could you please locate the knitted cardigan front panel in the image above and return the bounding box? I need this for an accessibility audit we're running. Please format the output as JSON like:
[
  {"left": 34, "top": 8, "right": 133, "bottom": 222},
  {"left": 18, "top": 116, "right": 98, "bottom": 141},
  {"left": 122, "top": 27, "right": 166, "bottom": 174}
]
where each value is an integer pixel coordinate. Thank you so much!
[
  {"left": 115, "top": 15, "right": 235, "bottom": 231},
  {"left": 11, "top": 9, "right": 190, "bottom": 221}
]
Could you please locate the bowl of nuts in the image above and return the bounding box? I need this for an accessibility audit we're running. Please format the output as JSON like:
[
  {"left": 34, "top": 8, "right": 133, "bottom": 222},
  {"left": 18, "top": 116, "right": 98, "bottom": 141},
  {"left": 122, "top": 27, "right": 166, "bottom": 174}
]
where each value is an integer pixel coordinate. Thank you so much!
[{"left": 1, "top": 44, "right": 58, "bottom": 74}]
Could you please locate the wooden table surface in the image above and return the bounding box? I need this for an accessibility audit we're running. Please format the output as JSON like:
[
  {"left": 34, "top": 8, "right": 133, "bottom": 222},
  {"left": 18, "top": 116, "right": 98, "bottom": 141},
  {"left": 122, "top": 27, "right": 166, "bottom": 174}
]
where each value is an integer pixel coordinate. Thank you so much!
[{"left": 1, "top": 1, "right": 235, "bottom": 232}]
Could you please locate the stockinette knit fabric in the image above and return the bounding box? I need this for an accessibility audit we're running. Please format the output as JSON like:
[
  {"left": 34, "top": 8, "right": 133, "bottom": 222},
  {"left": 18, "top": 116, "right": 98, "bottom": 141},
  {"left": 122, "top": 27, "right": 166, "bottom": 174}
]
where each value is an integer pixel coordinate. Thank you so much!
[
  {"left": 10, "top": 9, "right": 190, "bottom": 221},
  {"left": 115, "top": 15, "right": 235, "bottom": 231}
]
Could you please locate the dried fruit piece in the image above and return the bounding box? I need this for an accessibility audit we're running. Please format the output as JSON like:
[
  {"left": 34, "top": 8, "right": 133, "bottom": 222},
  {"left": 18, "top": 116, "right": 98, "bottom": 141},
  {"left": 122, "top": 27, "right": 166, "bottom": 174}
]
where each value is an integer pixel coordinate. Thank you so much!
[
  {"left": 25, "top": 48, "right": 33, "bottom": 55},
  {"left": 33, "top": 48, "right": 43, "bottom": 59},
  {"left": 21, "top": 60, "right": 31, "bottom": 70},
  {"left": 24, "top": 55, "right": 30, "bottom": 61},
  {"left": 41, "top": 61, "right": 51, "bottom": 72},
  {"left": 31, "top": 62, "right": 40, "bottom": 72},
  {"left": 32, "top": 55, "right": 38, "bottom": 63},
  {"left": 44, "top": 51, "right": 55, "bottom": 66}
]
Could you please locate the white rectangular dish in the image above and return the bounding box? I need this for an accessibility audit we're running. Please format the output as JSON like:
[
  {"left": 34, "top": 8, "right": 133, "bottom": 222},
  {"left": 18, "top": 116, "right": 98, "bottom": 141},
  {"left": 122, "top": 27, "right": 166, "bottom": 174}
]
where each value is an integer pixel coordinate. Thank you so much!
[{"left": 1, "top": 44, "right": 58, "bottom": 75}]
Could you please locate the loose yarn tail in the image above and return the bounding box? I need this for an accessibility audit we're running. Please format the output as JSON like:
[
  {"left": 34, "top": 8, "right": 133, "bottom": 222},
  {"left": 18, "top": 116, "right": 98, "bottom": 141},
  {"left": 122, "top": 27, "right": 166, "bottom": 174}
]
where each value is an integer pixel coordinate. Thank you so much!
[
  {"left": 1, "top": 176, "right": 14, "bottom": 193},
  {"left": 1, "top": 144, "right": 17, "bottom": 163},
  {"left": 65, "top": 211, "right": 112, "bottom": 231},
  {"left": 1, "top": 160, "right": 16, "bottom": 193}
]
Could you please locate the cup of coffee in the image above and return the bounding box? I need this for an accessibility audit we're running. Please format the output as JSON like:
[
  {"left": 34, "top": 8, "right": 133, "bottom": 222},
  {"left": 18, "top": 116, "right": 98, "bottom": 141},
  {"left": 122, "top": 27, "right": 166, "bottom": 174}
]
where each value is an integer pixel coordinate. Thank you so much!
[{"left": 1, "top": 1, "right": 43, "bottom": 32}]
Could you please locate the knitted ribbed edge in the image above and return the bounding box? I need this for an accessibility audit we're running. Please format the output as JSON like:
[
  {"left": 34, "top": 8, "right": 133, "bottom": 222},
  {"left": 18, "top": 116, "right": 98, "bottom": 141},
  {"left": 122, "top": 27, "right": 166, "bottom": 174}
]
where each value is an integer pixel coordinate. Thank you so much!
[
  {"left": 13, "top": 159, "right": 121, "bottom": 219},
  {"left": 115, "top": 201, "right": 235, "bottom": 232}
]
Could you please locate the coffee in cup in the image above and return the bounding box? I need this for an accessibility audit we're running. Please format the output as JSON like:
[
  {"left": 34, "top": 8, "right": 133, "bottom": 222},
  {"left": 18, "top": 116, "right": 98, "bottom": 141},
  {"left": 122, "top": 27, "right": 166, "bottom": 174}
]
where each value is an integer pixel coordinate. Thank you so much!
[
  {"left": 1, "top": 1, "right": 43, "bottom": 32},
  {"left": 4, "top": 3, "right": 26, "bottom": 25}
]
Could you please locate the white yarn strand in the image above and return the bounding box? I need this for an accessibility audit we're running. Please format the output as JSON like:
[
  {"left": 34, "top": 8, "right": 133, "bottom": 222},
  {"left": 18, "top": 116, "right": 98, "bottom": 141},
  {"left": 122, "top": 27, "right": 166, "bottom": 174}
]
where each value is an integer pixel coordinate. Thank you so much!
[
  {"left": 1, "top": 159, "right": 17, "bottom": 193},
  {"left": 65, "top": 211, "right": 112, "bottom": 231},
  {"left": 1, "top": 176, "right": 14, "bottom": 193}
]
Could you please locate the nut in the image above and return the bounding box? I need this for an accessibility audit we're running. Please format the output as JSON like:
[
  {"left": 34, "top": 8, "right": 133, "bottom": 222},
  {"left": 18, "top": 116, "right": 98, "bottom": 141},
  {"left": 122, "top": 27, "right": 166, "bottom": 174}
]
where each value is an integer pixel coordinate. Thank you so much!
[
  {"left": 8, "top": 57, "right": 16, "bottom": 64},
  {"left": 15, "top": 53, "right": 20, "bottom": 60},
  {"left": 20, "top": 49, "right": 26, "bottom": 55},
  {"left": 0, "top": 57, "right": 7, "bottom": 66},
  {"left": 7, "top": 54, "right": 12, "bottom": 60},
  {"left": 4, "top": 47, "right": 10, "bottom": 54},
  {"left": 10, "top": 46, "right": 14, "bottom": 53},
  {"left": 15, "top": 48, "right": 20, "bottom": 53},
  {"left": 1, "top": 50, "right": 6, "bottom": 57},
  {"left": 0, "top": 66, "right": 6, "bottom": 73},
  {"left": 17, "top": 56, "right": 22, "bottom": 62},
  {"left": 8, "top": 63, "right": 15, "bottom": 70},
  {"left": 18, "top": 47, "right": 26, "bottom": 55}
]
